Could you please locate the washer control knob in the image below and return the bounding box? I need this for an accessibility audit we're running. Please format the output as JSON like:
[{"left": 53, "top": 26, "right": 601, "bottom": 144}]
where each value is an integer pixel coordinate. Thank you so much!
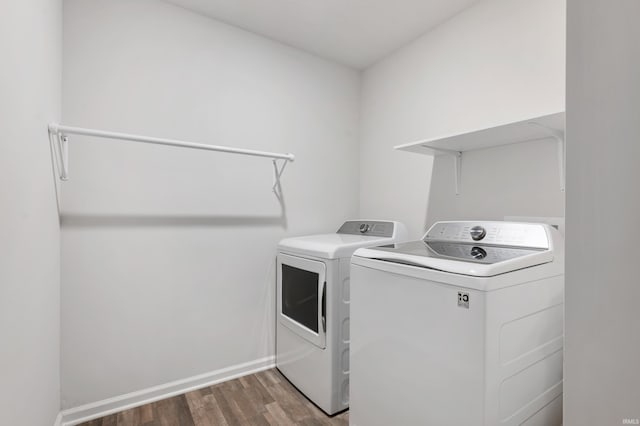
[
  {"left": 470, "top": 246, "right": 487, "bottom": 260},
  {"left": 470, "top": 226, "right": 486, "bottom": 241},
  {"left": 359, "top": 223, "right": 370, "bottom": 233}
]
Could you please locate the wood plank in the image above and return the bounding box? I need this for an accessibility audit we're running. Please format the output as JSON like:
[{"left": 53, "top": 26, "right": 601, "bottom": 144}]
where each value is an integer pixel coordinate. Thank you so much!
[
  {"left": 210, "top": 386, "right": 246, "bottom": 426},
  {"left": 263, "top": 379, "right": 315, "bottom": 422},
  {"left": 153, "top": 395, "right": 195, "bottom": 426},
  {"left": 185, "top": 388, "right": 229, "bottom": 426},
  {"left": 102, "top": 414, "right": 119, "bottom": 426},
  {"left": 239, "top": 374, "right": 275, "bottom": 406},
  {"left": 115, "top": 407, "right": 138, "bottom": 425},
  {"left": 227, "top": 386, "right": 263, "bottom": 420},
  {"left": 139, "top": 403, "right": 155, "bottom": 424},
  {"left": 265, "top": 401, "right": 294, "bottom": 425},
  {"left": 244, "top": 413, "right": 271, "bottom": 426},
  {"left": 78, "top": 369, "right": 349, "bottom": 426}
]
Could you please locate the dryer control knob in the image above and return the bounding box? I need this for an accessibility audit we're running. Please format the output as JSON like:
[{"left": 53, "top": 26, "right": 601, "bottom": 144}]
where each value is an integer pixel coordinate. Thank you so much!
[
  {"left": 359, "top": 223, "right": 370, "bottom": 233},
  {"left": 470, "top": 226, "right": 486, "bottom": 241}
]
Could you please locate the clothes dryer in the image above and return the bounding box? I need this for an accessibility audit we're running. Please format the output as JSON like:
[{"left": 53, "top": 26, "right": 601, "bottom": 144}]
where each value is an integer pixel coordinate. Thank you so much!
[{"left": 276, "top": 220, "right": 407, "bottom": 415}]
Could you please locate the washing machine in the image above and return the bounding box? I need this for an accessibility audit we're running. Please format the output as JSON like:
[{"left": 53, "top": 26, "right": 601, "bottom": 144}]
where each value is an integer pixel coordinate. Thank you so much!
[
  {"left": 276, "top": 220, "right": 407, "bottom": 415},
  {"left": 350, "top": 221, "right": 564, "bottom": 426}
]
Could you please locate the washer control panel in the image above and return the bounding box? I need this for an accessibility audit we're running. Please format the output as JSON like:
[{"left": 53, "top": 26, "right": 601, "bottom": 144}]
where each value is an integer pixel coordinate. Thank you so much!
[
  {"left": 424, "top": 221, "right": 549, "bottom": 249},
  {"left": 338, "top": 221, "right": 395, "bottom": 237}
]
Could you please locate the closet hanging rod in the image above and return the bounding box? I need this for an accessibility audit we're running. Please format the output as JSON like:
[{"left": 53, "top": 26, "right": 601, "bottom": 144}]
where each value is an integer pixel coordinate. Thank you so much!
[
  {"left": 48, "top": 123, "right": 294, "bottom": 197},
  {"left": 48, "top": 123, "right": 295, "bottom": 161}
]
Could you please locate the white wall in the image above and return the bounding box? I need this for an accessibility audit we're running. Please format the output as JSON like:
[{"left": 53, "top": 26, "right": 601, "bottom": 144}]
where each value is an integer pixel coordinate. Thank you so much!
[
  {"left": 565, "top": 0, "right": 640, "bottom": 424},
  {"left": 0, "top": 1, "right": 62, "bottom": 425},
  {"left": 61, "top": 0, "right": 360, "bottom": 408},
  {"left": 360, "top": 0, "right": 566, "bottom": 238}
]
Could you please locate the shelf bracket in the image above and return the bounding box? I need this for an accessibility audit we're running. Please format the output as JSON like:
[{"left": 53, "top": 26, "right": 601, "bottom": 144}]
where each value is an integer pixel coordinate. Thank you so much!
[
  {"left": 49, "top": 127, "right": 69, "bottom": 181},
  {"left": 528, "top": 122, "right": 565, "bottom": 192},
  {"left": 453, "top": 151, "right": 462, "bottom": 195},
  {"left": 426, "top": 146, "right": 463, "bottom": 195}
]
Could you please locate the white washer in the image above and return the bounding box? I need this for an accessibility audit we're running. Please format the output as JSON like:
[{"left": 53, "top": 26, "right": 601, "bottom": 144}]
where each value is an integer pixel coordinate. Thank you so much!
[
  {"left": 350, "top": 221, "right": 564, "bottom": 426},
  {"left": 276, "top": 220, "right": 407, "bottom": 415}
]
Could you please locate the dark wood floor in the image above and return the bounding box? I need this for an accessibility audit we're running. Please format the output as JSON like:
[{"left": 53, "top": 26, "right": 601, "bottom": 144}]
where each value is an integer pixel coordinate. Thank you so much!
[{"left": 80, "top": 369, "right": 349, "bottom": 426}]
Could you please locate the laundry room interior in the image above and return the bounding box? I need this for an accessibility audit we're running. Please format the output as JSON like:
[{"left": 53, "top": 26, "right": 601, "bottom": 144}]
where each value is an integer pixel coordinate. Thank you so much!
[{"left": 2, "top": 0, "right": 639, "bottom": 425}]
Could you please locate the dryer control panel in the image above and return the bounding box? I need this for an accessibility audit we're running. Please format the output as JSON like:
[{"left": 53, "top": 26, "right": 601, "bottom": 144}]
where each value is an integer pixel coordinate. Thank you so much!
[
  {"left": 424, "top": 221, "right": 550, "bottom": 249},
  {"left": 337, "top": 221, "right": 395, "bottom": 237}
]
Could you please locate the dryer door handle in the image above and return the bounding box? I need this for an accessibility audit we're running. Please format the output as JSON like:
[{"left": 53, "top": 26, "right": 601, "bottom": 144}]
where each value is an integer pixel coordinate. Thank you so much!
[{"left": 321, "top": 281, "right": 326, "bottom": 333}]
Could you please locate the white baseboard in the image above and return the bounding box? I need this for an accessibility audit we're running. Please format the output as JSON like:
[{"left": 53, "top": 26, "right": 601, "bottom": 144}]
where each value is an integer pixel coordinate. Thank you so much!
[
  {"left": 53, "top": 412, "right": 63, "bottom": 426},
  {"left": 59, "top": 355, "right": 275, "bottom": 426}
]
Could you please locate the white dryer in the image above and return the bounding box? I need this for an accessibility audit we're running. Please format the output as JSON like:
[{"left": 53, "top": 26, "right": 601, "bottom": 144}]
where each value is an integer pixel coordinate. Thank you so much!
[
  {"left": 350, "top": 221, "right": 564, "bottom": 426},
  {"left": 276, "top": 220, "right": 407, "bottom": 415}
]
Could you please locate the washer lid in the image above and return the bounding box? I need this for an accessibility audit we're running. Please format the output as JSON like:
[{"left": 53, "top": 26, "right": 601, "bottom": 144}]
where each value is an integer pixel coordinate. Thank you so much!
[
  {"left": 353, "top": 221, "right": 558, "bottom": 277},
  {"left": 355, "top": 240, "right": 553, "bottom": 277}
]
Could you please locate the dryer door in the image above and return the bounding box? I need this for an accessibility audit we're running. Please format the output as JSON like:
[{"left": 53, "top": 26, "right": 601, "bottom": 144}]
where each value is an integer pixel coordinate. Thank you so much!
[{"left": 277, "top": 253, "right": 327, "bottom": 349}]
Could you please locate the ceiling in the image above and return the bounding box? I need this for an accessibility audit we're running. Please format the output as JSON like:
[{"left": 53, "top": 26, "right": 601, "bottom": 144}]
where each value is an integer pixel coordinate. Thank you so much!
[{"left": 165, "top": 0, "right": 480, "bottom": 69}]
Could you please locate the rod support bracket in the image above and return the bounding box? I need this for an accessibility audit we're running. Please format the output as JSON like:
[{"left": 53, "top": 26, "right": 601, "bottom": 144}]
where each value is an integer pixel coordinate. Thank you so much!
[
  {"left": 272, "top": 159, "right": 288, "bottom": 198},
  {"left": 48, "top": 123, "right": 69, "bottom": 181}
]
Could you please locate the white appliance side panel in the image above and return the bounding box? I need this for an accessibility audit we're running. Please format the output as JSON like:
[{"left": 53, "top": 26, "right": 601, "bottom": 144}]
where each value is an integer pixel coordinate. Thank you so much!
[
  {"left": 350, "top": 264, "right": 486, "bottom": 426},
  {"left": 520, "top": 394, "right": 563, "bottom": 426},
  {"left": 484, "top": 275, "right": 565, "bottom": 426},
  {"left": 336, "top": 257, "right": 351, "bottom": 409}
]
